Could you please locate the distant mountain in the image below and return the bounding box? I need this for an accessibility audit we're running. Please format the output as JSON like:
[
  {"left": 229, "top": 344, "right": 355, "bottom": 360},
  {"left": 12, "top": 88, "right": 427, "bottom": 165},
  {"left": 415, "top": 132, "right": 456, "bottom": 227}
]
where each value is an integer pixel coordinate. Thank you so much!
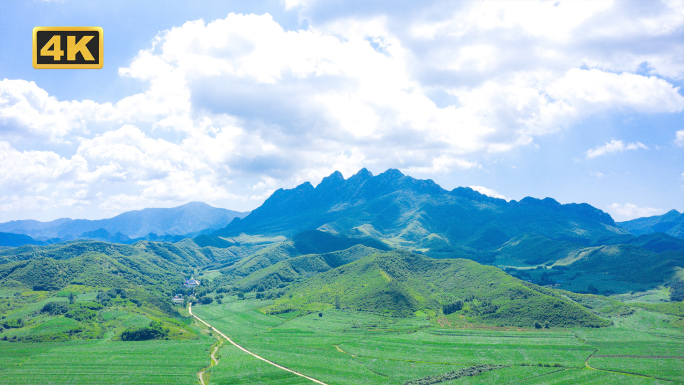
[
  {"left": 618, "top": 210, "right": 684, "bottom": 239},
  {"left": 213, "top": 168, "right": 626, "bottom": 259},
  {"left": 0, "top": 232, "right": 48, "bottom": 247},
  {"left": 0, "top": 202, "right": 249, "bottom": 241}
]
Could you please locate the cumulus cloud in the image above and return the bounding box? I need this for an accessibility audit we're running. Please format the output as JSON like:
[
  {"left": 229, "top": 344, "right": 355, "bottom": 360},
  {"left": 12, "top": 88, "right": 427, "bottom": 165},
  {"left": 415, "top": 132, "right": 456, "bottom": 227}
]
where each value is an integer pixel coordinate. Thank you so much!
[
  {"left": 586, "top": 140, "right": 649, "bottom": 158},
  {"left": 468, "top": 186, "right": 508, "bottom": 201},
  {"left": 675, "top": 130, "right": 684, "bottom": 146},
  {"left": 607, "top": 203, "right": 664, "bottom": 221},
  {"left": 1, "top": 1, "right": 683, "bottom": 220}
]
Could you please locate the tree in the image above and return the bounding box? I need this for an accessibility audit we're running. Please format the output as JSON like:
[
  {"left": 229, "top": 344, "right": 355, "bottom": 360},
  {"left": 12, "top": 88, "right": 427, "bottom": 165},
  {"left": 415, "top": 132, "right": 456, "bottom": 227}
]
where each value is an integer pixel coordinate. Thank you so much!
[
  {"left": 69, "top": 292, "right": 75, "bottom": 304},
  {"left": 237, "top": 292, "right": 245, "bottom": 300},
  {"left": 670, "top": 279, "right": 684, "bottom": 302},
  {"left": 334, "top": 295, "right": 341, "bottom": 309}
]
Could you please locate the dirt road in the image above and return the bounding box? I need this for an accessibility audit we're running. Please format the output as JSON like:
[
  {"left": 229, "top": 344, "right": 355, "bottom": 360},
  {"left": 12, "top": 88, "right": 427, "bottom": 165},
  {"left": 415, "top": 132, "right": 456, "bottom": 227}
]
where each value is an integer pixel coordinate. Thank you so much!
[{"left": 189, "top": 304, "right": 329, "bottom": 385}]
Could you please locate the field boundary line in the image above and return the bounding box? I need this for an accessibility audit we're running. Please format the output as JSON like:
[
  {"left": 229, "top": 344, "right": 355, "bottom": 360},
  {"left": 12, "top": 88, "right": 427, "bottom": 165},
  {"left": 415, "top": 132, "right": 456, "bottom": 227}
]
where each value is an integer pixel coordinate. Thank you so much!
[
  {"left": 189, "top": 304, "right": 329, "bottom": 385},
  {"left": 585, "top": 350, "right": 675, "bottom": 382}
]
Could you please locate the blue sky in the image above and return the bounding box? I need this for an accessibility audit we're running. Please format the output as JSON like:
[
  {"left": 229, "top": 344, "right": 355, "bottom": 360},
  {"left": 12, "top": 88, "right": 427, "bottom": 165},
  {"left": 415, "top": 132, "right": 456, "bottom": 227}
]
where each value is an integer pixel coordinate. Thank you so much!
[{"left": 1, "top": 0, "right": 682, "bottom": 222}]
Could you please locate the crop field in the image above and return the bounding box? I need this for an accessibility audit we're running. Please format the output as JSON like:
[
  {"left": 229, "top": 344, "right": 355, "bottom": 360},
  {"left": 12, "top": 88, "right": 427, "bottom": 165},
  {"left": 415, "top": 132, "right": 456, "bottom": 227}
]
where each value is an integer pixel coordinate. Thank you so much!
[
  {"left": 0, "top": 337, "right": 213, "bottom": 384},
  {"left": 192, "top": 298, "right": 684, "bottom": 385}
]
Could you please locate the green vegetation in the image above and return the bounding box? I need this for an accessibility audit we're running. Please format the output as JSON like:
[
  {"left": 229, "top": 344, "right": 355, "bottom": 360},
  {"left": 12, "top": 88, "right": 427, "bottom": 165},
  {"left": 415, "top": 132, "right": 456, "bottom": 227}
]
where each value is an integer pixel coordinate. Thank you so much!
[
  {"left": 292, "top": 230, "right": 390, "bottom": 254},
  {"left": 191, "top": 296, "right": 684, "bottom": 384},
  {"left": 0, "top": 335, "right": 213, "bottom": 384},
  {"left": 405, "top": 364, "right": 510, "bottom": 385},
  {"left": 264, "top": 251, "right": 610, "bottom": 327},
  {"left": 120, "top": 320, "right": 169, "bottom": 341}
]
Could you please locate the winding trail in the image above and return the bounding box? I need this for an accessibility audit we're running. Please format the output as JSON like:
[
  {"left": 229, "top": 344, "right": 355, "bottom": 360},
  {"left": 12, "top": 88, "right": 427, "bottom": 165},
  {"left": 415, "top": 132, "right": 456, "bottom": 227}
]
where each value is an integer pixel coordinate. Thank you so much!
[
  {"left": 189, "top": 304, "right": 329, "bottom": 385},
  {"left": 198, "top": 343, "right": 221, "bottom": 385}
]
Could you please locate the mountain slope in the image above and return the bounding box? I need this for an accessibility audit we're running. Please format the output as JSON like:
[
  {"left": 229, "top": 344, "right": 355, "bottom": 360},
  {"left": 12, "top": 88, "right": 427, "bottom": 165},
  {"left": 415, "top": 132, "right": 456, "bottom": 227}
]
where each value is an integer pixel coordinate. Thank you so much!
[
  {"left": 235, "top": 244, "right": 379, "bottom": 291},
  {"left": 0, "top": 202, "right": 249, "bottom": 240},
  {"left": 618, "top": 210, "right": 684, "bottom": 239},
  {"left": 264, "top": 251, "right": 610, "bottom": 327},
  {"left": 213, "top": 169, "right": 626, "bottom": 257}
]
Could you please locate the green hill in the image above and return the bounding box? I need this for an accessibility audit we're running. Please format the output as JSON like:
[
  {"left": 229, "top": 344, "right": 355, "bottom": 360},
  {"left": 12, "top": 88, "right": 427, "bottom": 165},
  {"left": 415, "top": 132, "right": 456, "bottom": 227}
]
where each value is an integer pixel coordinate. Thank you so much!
[
  {"left": 563, "top": 245, "right": 684, "bottom": 285},
  {"left": 264, "top": 251, "right": 610, "bottom": 328},
  {"left": 235, "top": 244, "right": 379, "bottom": 292}
]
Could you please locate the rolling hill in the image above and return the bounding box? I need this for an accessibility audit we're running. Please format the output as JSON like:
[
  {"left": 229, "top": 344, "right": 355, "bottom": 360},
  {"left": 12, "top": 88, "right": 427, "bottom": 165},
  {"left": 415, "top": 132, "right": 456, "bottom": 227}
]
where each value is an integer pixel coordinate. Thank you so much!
[{"left": 264, "top": 250, "right": 611, "bottom": 327}]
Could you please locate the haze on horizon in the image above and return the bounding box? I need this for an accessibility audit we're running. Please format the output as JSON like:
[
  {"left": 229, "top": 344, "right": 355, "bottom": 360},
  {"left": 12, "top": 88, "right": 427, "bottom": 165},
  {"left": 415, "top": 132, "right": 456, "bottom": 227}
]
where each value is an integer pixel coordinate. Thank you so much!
[{"left": 1, "top": 0, "right": 683, "bottom": 223}]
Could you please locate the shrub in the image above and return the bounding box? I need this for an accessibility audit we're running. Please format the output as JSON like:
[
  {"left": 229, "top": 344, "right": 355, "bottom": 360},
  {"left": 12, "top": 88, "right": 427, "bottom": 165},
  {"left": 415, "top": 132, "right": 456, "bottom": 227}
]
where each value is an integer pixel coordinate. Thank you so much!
[
  {"left": 442, "top": 300, "right": 463, "bottom": 315},
  {"left": 670, "top": 279, "right": 684, "bottom": 302},
  {"left": 41, "top": 302, "right": 69, "bottom": 315},
  {"left": 120, "top": 321, "right": 169, "bottom": 341},
  {"left": 1, "top": 318, "right": 23, "bottom": 329}
]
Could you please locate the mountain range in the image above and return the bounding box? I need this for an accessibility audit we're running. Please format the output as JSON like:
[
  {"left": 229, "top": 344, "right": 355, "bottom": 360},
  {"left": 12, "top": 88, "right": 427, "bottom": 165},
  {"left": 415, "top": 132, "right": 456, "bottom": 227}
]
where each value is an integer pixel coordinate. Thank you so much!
[
  {"left": 0, "top": 202, "right": 248, "bottom": 245},
  {"left": 618, "top": 209, "right": 684, "bottom": 239},
  {"left": 214, "top": 168, "right": 625, "bottom": 253}
]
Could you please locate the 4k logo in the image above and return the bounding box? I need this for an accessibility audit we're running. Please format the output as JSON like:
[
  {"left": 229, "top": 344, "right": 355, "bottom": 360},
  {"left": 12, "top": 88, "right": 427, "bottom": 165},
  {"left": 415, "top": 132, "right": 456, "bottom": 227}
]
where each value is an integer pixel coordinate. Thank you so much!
[{"left": 33, "top": 27, "right": 103, "bottom": 69}]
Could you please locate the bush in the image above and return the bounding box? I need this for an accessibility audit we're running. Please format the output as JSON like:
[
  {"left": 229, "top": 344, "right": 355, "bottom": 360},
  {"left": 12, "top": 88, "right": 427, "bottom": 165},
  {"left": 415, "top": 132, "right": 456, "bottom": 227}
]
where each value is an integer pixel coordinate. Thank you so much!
[
  {"left": 1, "top": 318, "right": 23, "bottom": 329},
  {"left": 670, "top": 279, "right": 684, "bottom": 302},
  {"left": 443, "top": 300, "right": 463, "bottom": 315},
  {"left": 41, "top": 302, "right": 69, "bottom": 315},
  {"left": 120, "top": 321, "right": 169, "bottom": 341}
]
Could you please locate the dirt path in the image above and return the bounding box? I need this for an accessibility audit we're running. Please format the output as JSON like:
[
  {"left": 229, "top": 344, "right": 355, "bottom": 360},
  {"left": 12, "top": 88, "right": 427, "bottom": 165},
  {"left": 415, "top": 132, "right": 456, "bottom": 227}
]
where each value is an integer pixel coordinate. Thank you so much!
[
  {"left": 198, "top": 343, "right": 221, "bottom": 385},
  {"left": 189, "top": 304, "right": 329, "bottom": 385}
]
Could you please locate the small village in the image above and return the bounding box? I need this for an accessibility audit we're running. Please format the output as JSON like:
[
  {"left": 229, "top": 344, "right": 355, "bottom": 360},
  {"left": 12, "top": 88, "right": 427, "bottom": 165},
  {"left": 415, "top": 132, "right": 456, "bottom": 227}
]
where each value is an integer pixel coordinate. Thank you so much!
[{"left": 172, "top": 278, "right": 200, "bottom": 305}]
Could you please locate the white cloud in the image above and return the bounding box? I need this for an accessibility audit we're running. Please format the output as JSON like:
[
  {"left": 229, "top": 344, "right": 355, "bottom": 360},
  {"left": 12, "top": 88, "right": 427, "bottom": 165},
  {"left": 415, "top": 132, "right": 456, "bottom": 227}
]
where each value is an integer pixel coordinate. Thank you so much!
[
  {"left": 675, "top": 130, "right": 684, "bottom": 146},
  {"left": 468, "top": 186, "right": 508, "bottom": 201},
  {"left": 0, "top": 80, "right": 115, "bottom": 142},
  {"left": 607, "top": 203, "right": 664, "bottom": 221},
  {"left": 1, "top": 1, "right": 683, "bottom": 220},
  {"left": 586, "top": 140, "right": 649, "bottom": 158}
]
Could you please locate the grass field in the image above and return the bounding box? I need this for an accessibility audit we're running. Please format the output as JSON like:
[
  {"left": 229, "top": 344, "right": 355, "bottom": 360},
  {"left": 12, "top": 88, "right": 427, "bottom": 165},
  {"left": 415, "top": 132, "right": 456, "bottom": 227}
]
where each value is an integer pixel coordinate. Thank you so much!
[
  {"left": 0, "top": 337, "right": 213, "bottom": 384},
  {"left": 191, "top": 298, "right": 684, "bottom": 385}
]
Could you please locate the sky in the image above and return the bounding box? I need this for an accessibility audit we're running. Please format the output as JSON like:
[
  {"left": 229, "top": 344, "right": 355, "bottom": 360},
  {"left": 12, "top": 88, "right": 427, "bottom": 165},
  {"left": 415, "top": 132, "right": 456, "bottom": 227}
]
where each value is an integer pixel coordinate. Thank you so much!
[{"left": 0, "top": 0, "right": 682, "bottom": 223}]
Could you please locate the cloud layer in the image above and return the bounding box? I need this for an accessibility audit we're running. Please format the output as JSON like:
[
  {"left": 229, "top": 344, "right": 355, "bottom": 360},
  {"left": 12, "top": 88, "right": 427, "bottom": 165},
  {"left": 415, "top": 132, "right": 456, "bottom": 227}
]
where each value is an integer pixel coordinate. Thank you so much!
[{"left": 1, "top": 1, "right": 683, "bottom": 220}]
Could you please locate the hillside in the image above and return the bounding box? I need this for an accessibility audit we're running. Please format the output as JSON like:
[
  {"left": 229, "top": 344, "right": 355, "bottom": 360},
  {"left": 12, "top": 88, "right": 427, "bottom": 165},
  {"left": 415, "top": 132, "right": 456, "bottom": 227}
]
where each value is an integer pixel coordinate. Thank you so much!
[
  {"left": 618, "top": 209, "right": 684, "bottom": 239},
  {"left": 0, "top": 202, "right": 249, "bottom": 241},
  {"left": 264, "top": 251, "right": 611, "bottom": 328},
  {"left": 234, "top": 244, "right": 379, "bottom": 292}
]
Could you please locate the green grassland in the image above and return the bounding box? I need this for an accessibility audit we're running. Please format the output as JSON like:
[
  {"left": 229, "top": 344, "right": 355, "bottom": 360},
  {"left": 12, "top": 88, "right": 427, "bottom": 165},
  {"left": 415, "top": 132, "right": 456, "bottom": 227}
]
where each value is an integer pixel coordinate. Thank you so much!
[
  {"left": 0, "top": 336, "right": 213, "bottom": 384},
  {"left": 191, "top": 296, "right": 684, "bottom": 385}
]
